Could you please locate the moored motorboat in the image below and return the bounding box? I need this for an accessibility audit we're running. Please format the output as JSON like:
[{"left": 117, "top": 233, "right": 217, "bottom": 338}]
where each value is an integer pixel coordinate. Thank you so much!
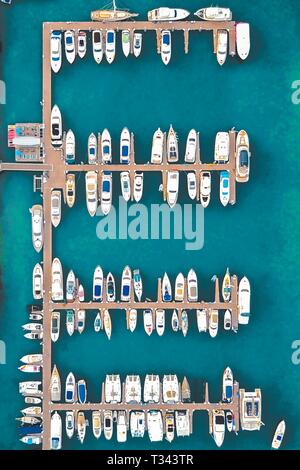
[
  {"left": 217, "top": 30, "right": 228, "bottom": 66},
  {"left": 24, "top": 332, "right": 43, "bottom": 340},
  {"left": 162, "top": 273, "right": 172, "bottom": 302},
  {"left": 66, "top": 310, "right": 75, "bottom": 336},
  {"left": 51, "top": 104, "right": 62, "bottom": 148},
  {"left": 133, "top": 32, "right": 142, "bottom": 57},
  {"left": 195, "top": 7, "right": 232, "bottom": 21},
  {"left": 236, "top": 130, "right": 251, "bottom": 183},
  {"left": 220, "top": 170, "right": 230, "bottom": 206},
  {"left": 19, "top": 365, "right": 41, "bottom": 374},
  {"left": 238, "top": 276, "right": 251, "bottom": 325},
  {"left": 120, "top": 127, "right": 131, "bottom": 164},
  {"left": 77, "top": 412, "right": 86, "bottom": 444},
  {"left": 272, "top": 420, "right": 286, "bottom": 449},
  {"left": 93, "top": 30, "right": 103, "bottom": 64},
  {"left": 88, "top": 133, "right": 98, "bottom": 164},
  {"left": 226, "top": 411, "right": 234, "bottom": 432},
  {"left": 143, "top": 309, "right": 153, "bottom": 336},
  {"left": 101, "top": 129, "right": 112, "bottom": 163},
  {"left": 103, "top": 410, "right": 113, "bottom": 440},
  {"left": 117, "top": 411, "right": 127, "bottom": 443},
  {"left": 50, "top": 365, "right": 61, "bottom": 402},
  {"left": 222, "top": 268, "right": 232, "bottom": 302},
  {"left": 101, "top": 171, "right": 112, "bottom": 215},
  {"left": 148, "top": 7, "right": 190, "bottom": 21},
  {"left": 121, "top": 266, "right": 132, "bottom": 302},
  {"left": 200, "top": 171, "right": 211, "bottom": 208},
  {"left": 105, "top": 30, "right": 116, "bottom": 64},
  {"left": 51, "top": 31, "right": 62, "bottom": 73},
  {"left": 122, "top": 30, "right": 130, "bottom": 57},
  {"left": 156, "top": 309, "right": 165, "bottom": 336},
  {"left": 236, "top": 23, "right": 250, "bottom": 60},
  {"left": 93, "top": 411, "right": 102, "bottom": 439},
  {"left": 222, "top": 367, "right": 233, "bottom": 403},
  {"left": 187, "top": 172, "right": 197, "bottom": 200},
  {"left": 187, "top": 269, "right": 198, "bottom": 302},
  {"left": 77, "top": 379, "right": 87, "bottom": 404},
  {"left": 181, "top": 310, "right": 189, "bottom": 337},
  {"left": 215, "top": 131, "right": 229, "bottom": 162},
  {"left": 106, "top": 272, "right": 116, "bottom": 302},
  {"left": 85, "top": 171, "right": 98, "bottom": 217},
  {"left": 17, "top": 416, "right": 41, "bottom": 425},
  {"left": 77, "top": 310, "right": 86, "bottom": 334},
  {"left": 120, "top": 171, "right": 131, "bottom": 201},
  {"left": 104, "top": 309, "right": 112, "bottom": 340},
  {"left": 22, "top": 323, "right": 43, "bottom": 333},
  {"left": 33, "top": 263, "right": 43, "bottom": 300},
  {"left": 128, "top": 308, "right": 137, "bottom": 333},
  {"left": 64, "top": 30, "right": 76, "bottom": 64},
  {"left": 185, "top": 129, "right": 197, "bottom": 163},
  {"left": 161, "top": 30, "right": 171, "bottom": 65},
  {"left": 66, "top": 173, "right": 76, "bottom": 208},
  {"left": 94, "top": 311, "right": 102, "bottom": 333},
  {"left": 212, "top": 409, "right": 225, "bottom": 447},
  {"left": 50, "top": 412, "right": 62, "bottom": 450},
  {"left": 175, "top": 273, "right": 185, "bottom": 302},
  {"left": 20, "top": 435, "right": 42, "bottom": 445},
  {"left": 167, "top": 125, "right": 178, "bottom": 162},
  {"left": 66, "top": 411, "right": 75, "bottom": 439},
  {"left": 51, "top": 190, "right": 62, "bottom": 227},
  {"left": 197, "top": 309, "right": 207, "bottom": 332},
  {"left": 167, "top": 171, "right": 179, "bottom": 208},
  {"left": 171, "top": 309, "right": 179, "bottom": 332},
  {"left": 93, "top": 266, "right": 104, "bottom": 302},
  {"left": 134, "top": 172, "right": 144, "bottom": 202},
  {"left": 20, "top": 354, "right": 43, "bottom": 365},
  {"left": 209, "top": 309, "right": 219, "bottom": 338},
  {"left": 24, "top": 398, "right": 41, "bottom": 407},
  {"left": 224, "top": 309, "right": 232, "bottom": 331},
  {"left": 51, "top": 258, "right": 63, "bottom": 301},
  {"left": 133, "top": 269, "right": 143, "bottom": 301},
  {"left": 165, "top": 412, "right": 175, "bottom": 443},
  {"left": 151, "top": 128, "right": 164, "bottom": 164},
  {"left": 66, "top": 270, "right": 76, "bottom": 302},
  {"left": 51, "top": 311, "right": 60, "bottom": 343},
  {"left": 77, "top": 31, "right": 87, "bottom": 58},
  {"left": 30, "top": 205, "right": 44, "bottom": 253},
  {"left": 65, "top": 372, "right": 76, "bottom": 403}
]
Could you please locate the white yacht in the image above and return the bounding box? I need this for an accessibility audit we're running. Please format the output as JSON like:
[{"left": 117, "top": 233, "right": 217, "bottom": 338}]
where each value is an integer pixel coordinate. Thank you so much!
[
  {"left": 144, "top": 375, "right": 160, "bottom": 403},
  {"left": 30, "top": 205, "right": 44, "bottom": 253},
  {"left": 103, "top": 309, "right": 112, "bottom": 340},
  {"left": 147, "top": 411, "right": 163, "bottom": 442},
  {"left": 125, "top": 375, "right": 141, "bottom": 404},
  {"left": 122, "top": 30, "right": 130, "bottom": 57},
  {"left": 128, "top": 308, "right": 137, "bottom": 333},
  {"left": 88, "top": 133, "right": 98, "bottom": 164},
  {"left": 77, "top": 31, "right": 87, "bottom": 58},
  {"left": 51, "top": 31, "right": 62, "bottom": 73},
  {"left": 175, "top": 410, "right": 190, "bottom": 437},
  {"left": 185, "top": 129, "right": 197, "bottom": 163},
  {"left": 130, "top": 411, "right": 145, "bottom": 438},
  {"left": 120, "top": 171, "right": 131, "bottom": 201},
  {"left": 197, "top": 309, "right": 207, "bottom": 332},
  {"left": 121, "top": 266, "right": 132, "bottom": 302},
  {"left": 224, "top": 309, "right": 232, "bottom": 331},
  {"left": 103, "top": 410, "right": 113, "bottom": 440},
  {"left": 105, "top": 375, "right": 122, "bottom": 403},
  {"left": 272, "top": 420, "right": 286, "bottom": 449},
  {"left": 181, "top": 310, "right": 189, "bottom": 337},
  {"left": 151, "top": 128, "right": 164, "bottom": 164},
  {"left": 171, "top": 309, "right": 179, "bottom": 332},
  {"left": 85, "top": 171, "right": 98, "bottom": 217},
  {"left": 200, "top": 171, "right": 211, "bottom": 208},
  {"left": 66, "top": 310, "right": 75, "bottom": 336},
  {"left": 161, "top": 30, "right": 171, "bottom": 65},
  {"left": 175, "top": 273, "right": 185, "bottom": 302},
  {"left": 133, "top": 32, "right": 142, "bottom": 57},
  {"left": 215, "top": 132, "right": 230, "bottom": 163},
  {"left": 92, "top": 411, "right": 102, "bottom": 439},
  {"left": 143, "top": 309, "right": 154, "bottom": 336},
  {"left": 148, "top": 7, "right": 190, "bottom": 21},
  {"left": 134, "top": 172, "right": 144, "bottom": 202},
  {"left": 51, "top": 190, "right": 62, "bottom": 228},
  {"left": 101, "top": 129, "right": 112, "bottom": 163},
  {"left": 51, "top": 104, "right": 62, "bottom": 148},
  {"left": 236, "top": 23, "right": 250, "bottom": 60},
  {"left": 212, "top": 410, "right": 225, "bottom": 447},
  {"left": 217, "top": 30, "right": 228, "bottom": 66},
  {"left": 133, "top": 269, "right": 143, "bottom": 301},
  {"left": 51, "top": 258, "right": 63, "bottom": 301},
  {"left": 106, "top": 272, "right": 116, "bottom": 302},
  {"left": 77, "top": 309, "right": 86, "bottom": 334},
  {"left": 66, "top": 411, "right": 75, "bottom": 439},
  {"left": 167, "top": 171, "right": 179, "bottom": 208},
  {"left": 65, "top": 372, "right": 76, "bottom": 403},
  {"left": 93, "top": 266, "right": 104, "bottom": 301},
  {"left": 187, "top": 269, "right": 198, "bottom": 302},
  {"left": 163, "top": 375, "right": 179, "bottom": 403},
  {"left": 101, "top": 171, "right": 113, "bottom": 215},
  {"left": 187, "top": 172, "right": 197, "bottom": 200},
  {"left": 236, "top": 130, "right": 250, "bottom": 183},
  {"left": 51, "top": 311, "right": 60, "bottom": 343},
  {"left": 155, "top": 309, "right": 165, "bottom": 336},
  {"left": 222, "top": 268, "right": 232, "bottom": 302},
  {"left": 94, "top": 311, "right": 102, "bottom": 333},
  {"left": 65, "top": 129, "right": 75, "bottom": 163},
  {"left": 238, "top": 276, "right": 251, "bottom": 325},
  {"left": 162, "top": 273, "right": 172, "bottom": 302},
  {"left": 195, "top": 7, "right": 232, "bottom": 21},
  {"left": 33, "top": 263, "right": 43, "bottom": 300},
  {"left": 209, "top": 309, "right": 219, "bottom": 338},
  {"left": 93, "top": 30, "right": 103, "bottom": 64},
  {"left": 120, "top": 127, "right": 131, "bottom": 164},
  {"left": 222, "top": 367, "right": 234, "bottom": 403},
  {"left": 20, "top": 354, "right": 43, "bottom": 365},
  {"left": 167, "top": 125, "right": 178, "bottom": 162},
  {"left": 105, "top": 30, "right": 116, "bottom": 63},
  {"left": 66, "top": 270, "right": 76, "bottom": 302},
  {"left": 64, "top": 30, "right": 76, "bottom": 64},
  {"left": 50, "top": 412, "right": 62, "bottom": 450},
  {"left": 165, "top": 413, "right": 175, "bottom": 443},
  {"left": 77, "top": 412, "right": 86, "bottom": 444},
  {"left": 66, "top": 174, "right": 76, "bottom": 208}
]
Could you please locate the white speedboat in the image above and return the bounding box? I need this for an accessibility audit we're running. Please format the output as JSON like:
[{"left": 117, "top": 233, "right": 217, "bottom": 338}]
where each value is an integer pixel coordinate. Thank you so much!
[
  {"left": 20, "top": 435, "right": 42, "bottom": 445},
  {"left": 103, "top": 410, "right": 113, "bottom": 440},
  {"left": 86, "top": 171, "right": 98, "bottom": 217},
  {"left": 226, "top": 411, "right": 234, "bottom": 432},
  {"left": 134, "top": 172, "right": 144, "bottom": 202},
  {"left": 51, "top": 311, "right": 60, "bottom": 343},
  {"left": 77, "top": 379, "right": 87, "bottom": 404},
  {"left": 215, "top": 131, "right": 229, "bottom": 163},
  {"left": 50, "top": 365, "right": 61, "bottom": 402},
  {"left": 195, "top": 7, "right": 232, "bottom": 21},
  {"left": 222, "top": 268, "right": 232, "bottom": 302},
  {"left": 236, "top": 23, "right": 250, "bottom": 60},
  {"left": 104, "top": 309, "right": 112, "bottom": 340},
  {"left": 236, "top": 130, "right": 250, "bottom": 183},
  {"left": 88, "top": 133, "right": 98, "bottom": 164},
  {"left": 272, "top": 420, "right": 286, "bottom": 449},
  {"left": 66, "top": 270, "right": 76, "bottom": 302},
  {"left": 51, "top": 258, "right": 63, "bottom": 301},
  {"left": 148, "top": 7, "right": 190, "bottom": 21},
  {"left": 187, "top": 269, "right": 198, "bottom": 302},
  {"left": 92, "top": 411, "right": 102, "bottom": 439},
  {"left": 122, "top": 30, "right": 130, "bottom": 57},
  {"left": 156, "top": 309, "right": 165, "bottom": 336},
  {"left": 133, "top": 269, "right": 143, "bottom": 301},
  {"left": 220, "top": 170, "right": 230, "bottom": 206},
  {"left": 64, "top": 30, "right": 76, "bottom": 64},
  {"left": 187, "top": 172, "right": 197, "bottom": 200},
  {"left": 238, "top": 276, "right": 251, "bottom": 325},
  {"left": 147, "top": 411, "right": 163, "bottom": 442},
  {"left": 105, "top": 375, "right": 122, "bottom": 403},
  {"left": 120, "top": 171, "right": 131, "bottom": 201},
  {"left": 181, "top": 310, "right": 189, "bottom": 337},
  {"left": 22, "top": 323, "right": 43, "bottom": 333},
  {"left": 212, "top": 410, "right": 225, "bottom": 448},
  {"left": 93, "top": 266, "right": 104, "bottom": 301},
  {"left": 101, "top": 171, "right": 113, "bottom": 215},
  {"left": 224, "top": 309, "right": 232, "bottom": 331},
  {"left": 20, "top": 354, "right": 43, "bottom": 365},
  {"left": 121, "top": 266, "right": 132, "bottom": 301},
  {"left": 105, "top": 30, "right": 116, "bottom": 64},
  {"left": 30, "top": 205, "right": 44, "bottom": 253},
  {"left": 77, "top": 310, "right": 86, "bottom": 334},
  {"left": 93, "top": 30, "right": 103, "bottom": 64},
  {"left": 77, "top": 31, "right": 87, "bottom": 58},
  {"left": 66, "top": 310, "right": 75, "bottom": 336},
  {"left": 130, "top": 411, "right": 145, "bottom": 438},
  {"left": 165, "top": 412, "right": 175, "bottom": 443},
  {"left": 143, "top": 309, "right": 153, "bottom": 336},
  {"left": 19, "top": 381, "right": 41, "bottom": 395},
  {"left": 50, "top": 412, "right": 62, "bottom": 450},
  {"left": 128, "top": 309, "right": 137, "bottom": 333},
  {"left": 200, "top": 171, "right": 211, "bottom": 208},
  {"left": 171, "top": 309, "right": 179, "bottom": 332},
  {"left": 65, "top": 129, "right": 75, "bottom": 164},
  {"left": 106, "top": 272, "right": 116, "bottom": 302},
  {"left": 91, "top": 1, "right": 138, "bottom": 22},
  {"left": 51, "top": 190, "right": 61, "bottom": 228},
  {"left": 101, "top": 129, "right": 112, "bottom": 163},
  {"left": 24, "top": 332, "right": 43, "bottom": 340},
  {"left": 167, "top": 171, "right": 179, "bottom": 208},
  {"left": 125, "top": 375, "right": 141, "bottom": 403},
  {"left": 185, "top": 129, "right": 197, "bottom": 163},
  {"left": 66, "top": 173, "right": 76, "bottom": 208},
  {"left": 197, "top": 309, "right": 207, "bottom": 332},
  {"left": 133, "top": 32, "right": 142, "bottom": 57},
  {"left": 222, "top": 367, "right": 234, "bottom": 402},
  {"left": 175, "top": 273, "right": 185, "bottom": 302},
  {"left": 19, "top": 365, "right": 41, "bottom": 374},
  {"left": 217, "top": 30, "right": 228, "bottom": 66},
  {"left": 162, "top": 273, "right": 172, "bottom": 302},
  {"left": 77, "top": 412, "right": 86, "bottom": 444},
  {"left": 66, "top": 411, "right": 75, "bottom": 439},
  {"left": 161, "top": 30, "right": 171, "bottom": 65},
  {"left": 209, "top": 309, "right": 219, "bottom": 338},
  {"left": 144, "top": 375, "right": 160, "bottom": 404},
  {"left": 167, "top": 125, "right": 178, "bottom": 162},
  {"left": 94, "top": 311, "right": 102, "bottom": 333},
  {"left": 120, "top": 127, "right": 131, "bottom": 164},
  {"left": 78, "top": 286, "right": 85, "bottom": 303},
  {"left": 65, "top": 372, "right": 76, "bottom": 403},
  {"left": 117, "top": 411, "right": 127, "bottom": 443},
  {"left": 151, "top": 128, "right": 164, "bottom": 164},
  {"left": 163, "top": 375, "right": 179, "bottom": 403},
  {"left": 33, "top": 263, "right": 43, "bottom": 300},
  {"left": 51, "top": 104, "right": 62, "bottom": 148},
  {"left": 51, "top": 31, "right": 62, "bottom": 73}
]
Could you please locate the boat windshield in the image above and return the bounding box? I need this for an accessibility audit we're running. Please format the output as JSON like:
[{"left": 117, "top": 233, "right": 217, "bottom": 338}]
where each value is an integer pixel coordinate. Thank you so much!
[
  {"left": 51, "top": 437, "right": 60, "bottom": 449},
  {"left": 94, "top": 32, "right": 101, "bottom": 43},
  {"left": 94, "top": 285, "right": 102, "bottom": 296},
  {"left": 66, "top": 390, "right": 73, "bottom": 401},
  {"left": 240, "top": 150, "right": 249, "bottom": 166},
  {"left": 66, "top": 36, "right": 73, "bottom": 45},
  {"left": 107, "top": 32, "right": 115, "bottom": 43},
  {"left": 123, "top": 285, "right": 130, "bottom": 296},
  {"left": 163, "top": 34, "right": 170, "bottom": 46},
  {"left": 122, "top": 145, "right": 129, "bottom": 157},
  {"left": 226, "top": 385, "right": 232, "bottom": 399},
  {"left": 89, "top": 148, "right": 95, "bottom": 155},
  {"left": 103, "top": 181, "right": 110, "bottom": 193},
  {"left": 216, "top": 416, "right": 224, "bottom": 425},
  {"left": 103, "top": 145, "right": 110, "bottom": 155}
]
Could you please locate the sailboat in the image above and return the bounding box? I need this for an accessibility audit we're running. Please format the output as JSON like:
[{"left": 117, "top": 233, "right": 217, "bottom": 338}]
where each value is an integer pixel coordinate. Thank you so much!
[
  {"left": 104, "top": 309, "right": 112, "bottom": 340},
  {"left": 91, "top": 1, "right": 139, "bottom": 22},
  {"left": 50, "top": 365, "right": 61, "bottom": 402},
  {"left": 222, "top": 268, "right": 232, "bottom": 302}
]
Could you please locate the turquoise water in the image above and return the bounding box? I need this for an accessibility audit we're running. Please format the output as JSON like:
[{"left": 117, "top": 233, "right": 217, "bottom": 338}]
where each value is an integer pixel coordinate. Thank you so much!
[{"left": 1, "top": 0, "right": 300, "bottom": 450}]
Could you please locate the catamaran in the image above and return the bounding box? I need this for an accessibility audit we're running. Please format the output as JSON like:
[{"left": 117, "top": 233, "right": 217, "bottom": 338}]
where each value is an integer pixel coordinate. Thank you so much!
[
  {"left": 105, "top": 375, "right": 122, "bottom": 403},
  {"left": 163, "top": 375, "right": 179, "bottom": 403},
  {"left": 117, "top": 411, "right": 128, "bottom": 442},
  {"left": 147, "top": 411, "right": 163, "bottom": 442},
  {"left": 91, "top": 1, "right": 138, "bottom": 22},
  {"left": 93, "top": 30, "right": 103, "bottom": 64},
  {"left": 130, "top": 411, "right": 145, "bottom": 438},
  {"left": 125, "top": 375, "right": 141, "bottom": 403}
]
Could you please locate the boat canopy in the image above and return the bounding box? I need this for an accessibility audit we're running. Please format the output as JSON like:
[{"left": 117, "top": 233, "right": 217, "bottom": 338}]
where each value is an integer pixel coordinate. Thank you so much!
[
  {"left": 240, "top": 149, "right": 249, "bottom": 166},
  {"left": 122, "top": 145, "right": 129, "bottom": 156},
  {"left": 107, "top": 32, "right": 115, "bottom": 43},
  {"left": 13, "top": 136, "right": 41, "bottom": 147},
  {"left": 163, "top": 34, "right": 170, "bottom": 45}
]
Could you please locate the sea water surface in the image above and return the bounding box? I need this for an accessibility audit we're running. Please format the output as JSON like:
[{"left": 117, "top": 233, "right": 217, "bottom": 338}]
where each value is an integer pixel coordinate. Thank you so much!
[{"left": 0, "top": 0, "right": 300, "bottom": 450}]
